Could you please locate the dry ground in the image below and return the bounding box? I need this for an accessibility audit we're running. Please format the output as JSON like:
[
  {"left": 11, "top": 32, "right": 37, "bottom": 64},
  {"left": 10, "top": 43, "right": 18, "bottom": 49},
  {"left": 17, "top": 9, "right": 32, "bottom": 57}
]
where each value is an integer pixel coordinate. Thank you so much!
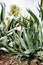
[{"left": 0, "top": 52, "right": 43, "bottom": 65}]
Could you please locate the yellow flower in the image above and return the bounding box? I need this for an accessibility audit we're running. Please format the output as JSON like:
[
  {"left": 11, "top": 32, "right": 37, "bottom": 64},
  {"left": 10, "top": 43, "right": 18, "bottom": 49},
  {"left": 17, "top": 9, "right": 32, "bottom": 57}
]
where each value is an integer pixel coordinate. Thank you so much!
[
  {"left": 9, "top": 5, "right": 20, "bottom": 16},
  {"left": 23, "top": 17, "right": 29, "bottom": 23},
  {"left": 11, "top": 5, "right": 17, "bottom": 13}
]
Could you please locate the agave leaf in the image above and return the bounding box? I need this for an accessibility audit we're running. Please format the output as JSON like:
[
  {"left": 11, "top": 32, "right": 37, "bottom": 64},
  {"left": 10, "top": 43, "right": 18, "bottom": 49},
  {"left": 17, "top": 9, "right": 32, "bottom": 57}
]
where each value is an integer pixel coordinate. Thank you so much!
[
  {"left": 23, "top": 29, "right": 33, "bottom": 49},
  {"left": 19, "top": 46, "right": 26, "bottom": 56},
  {"left": 5, "top": 44, "right": 17, "bottom": 54},
  {"left": 19, "top": 38, "right": 27, "bottom": 50},
  {"left": 38, "top": 4, "right": 43, "bottom": 20},
  {"left": 0, "top": 3, "right": 5, "bottom": 22},
  {"left": 24, "top": 49, "right": 32, "bottom": 54},
  {"left": 0, "top": 35, "right": 8, "bottom": 46},
  {"left": 27, "top": 9, "right": 39, "bottom": 25},
  {"left": 8, "top": 18, "right": 16, "bottom": 30},
  {"left": 39, "top": 26, "right": 42, "bottom": 47}
]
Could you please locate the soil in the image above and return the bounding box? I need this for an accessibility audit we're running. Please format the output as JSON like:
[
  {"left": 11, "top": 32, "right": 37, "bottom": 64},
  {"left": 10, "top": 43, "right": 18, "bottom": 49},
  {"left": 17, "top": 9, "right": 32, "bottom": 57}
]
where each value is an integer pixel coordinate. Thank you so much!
[{"left": 0, "top": 52, "right": 43, "bottom": 65}]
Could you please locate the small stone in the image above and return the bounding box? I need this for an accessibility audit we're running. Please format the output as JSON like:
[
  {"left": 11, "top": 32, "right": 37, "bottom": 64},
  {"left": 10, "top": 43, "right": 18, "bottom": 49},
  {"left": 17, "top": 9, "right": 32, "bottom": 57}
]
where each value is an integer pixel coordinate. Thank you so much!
[
  {"left": 39, "top": 62, "right": 43, "bottom": 65},
  {"left": 24, "top": 60, "right": 29, "bottom": 65}
]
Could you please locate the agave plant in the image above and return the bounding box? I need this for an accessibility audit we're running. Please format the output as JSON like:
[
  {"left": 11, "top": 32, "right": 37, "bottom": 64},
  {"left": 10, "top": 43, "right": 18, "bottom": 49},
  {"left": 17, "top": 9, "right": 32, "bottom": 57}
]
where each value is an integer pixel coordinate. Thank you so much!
[
  {"left": 9, "top": 4, "right": 43, "bottom": 62},
  {"left": 0, "top": 2, "right": 43, "bottom": 62}
]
